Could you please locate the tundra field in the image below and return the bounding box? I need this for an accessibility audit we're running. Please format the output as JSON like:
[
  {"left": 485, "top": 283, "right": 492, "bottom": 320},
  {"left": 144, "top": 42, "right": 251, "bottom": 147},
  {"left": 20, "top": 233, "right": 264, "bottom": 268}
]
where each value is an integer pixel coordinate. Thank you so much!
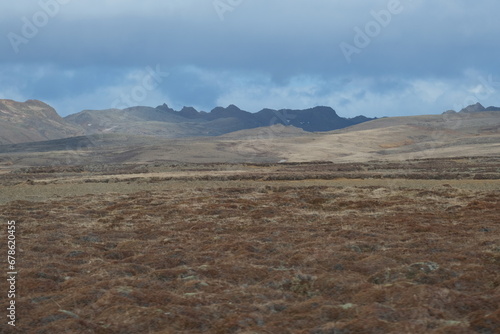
[{"left": 1, "top": 157, "right": 499, "bottom": 333}]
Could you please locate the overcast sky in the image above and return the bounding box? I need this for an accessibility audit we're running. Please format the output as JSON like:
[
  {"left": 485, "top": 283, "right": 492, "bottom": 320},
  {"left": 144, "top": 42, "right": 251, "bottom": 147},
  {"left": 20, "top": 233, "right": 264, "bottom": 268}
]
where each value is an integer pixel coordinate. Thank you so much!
[{"left": 1, "top": 0, "right": 499, "bottom": 117}]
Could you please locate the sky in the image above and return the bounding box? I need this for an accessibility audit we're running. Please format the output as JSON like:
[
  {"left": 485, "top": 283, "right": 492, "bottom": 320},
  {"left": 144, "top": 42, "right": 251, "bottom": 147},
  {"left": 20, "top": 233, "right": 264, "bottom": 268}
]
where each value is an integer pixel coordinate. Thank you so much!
[{"left": 0, "top": 0, "right": 499, "bottom": 117}]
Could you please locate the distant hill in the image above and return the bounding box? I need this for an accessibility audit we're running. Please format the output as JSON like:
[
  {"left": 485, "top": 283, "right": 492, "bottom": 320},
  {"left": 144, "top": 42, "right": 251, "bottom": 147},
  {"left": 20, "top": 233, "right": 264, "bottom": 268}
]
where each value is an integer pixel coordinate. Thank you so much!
[
  {"left": 0, "top": 99, "right": 83, "bottom": 145},
  {"left": 65, "top": 103, "right": 374, "bottom": 138},
  {"left": 446, "top": 102, "right": 500, "bottom": 114}
]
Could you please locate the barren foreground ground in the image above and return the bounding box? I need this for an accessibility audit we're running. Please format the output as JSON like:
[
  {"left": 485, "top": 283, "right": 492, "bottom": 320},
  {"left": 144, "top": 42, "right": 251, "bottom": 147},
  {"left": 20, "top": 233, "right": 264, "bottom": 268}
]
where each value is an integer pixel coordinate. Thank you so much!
[{"left": 1, "top": 158, "right": 499, "bottom": 333}]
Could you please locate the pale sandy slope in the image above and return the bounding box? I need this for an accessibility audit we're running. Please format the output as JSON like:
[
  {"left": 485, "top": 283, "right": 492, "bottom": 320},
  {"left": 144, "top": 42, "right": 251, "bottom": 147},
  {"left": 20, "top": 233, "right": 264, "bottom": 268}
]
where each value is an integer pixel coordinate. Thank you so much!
[{"left": 225, "top": 112, "right": 500, "bottom": 162}]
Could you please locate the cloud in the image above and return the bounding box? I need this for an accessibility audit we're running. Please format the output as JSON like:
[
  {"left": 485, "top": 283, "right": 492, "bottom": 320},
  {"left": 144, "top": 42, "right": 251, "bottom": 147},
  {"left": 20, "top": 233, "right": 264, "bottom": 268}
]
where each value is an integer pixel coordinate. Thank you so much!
[
  {"left": 0, "top": 1, "right": 499, "bottom": 117},
  {"left": 1, "top": 62, "right": 498, "bottom": 118}
]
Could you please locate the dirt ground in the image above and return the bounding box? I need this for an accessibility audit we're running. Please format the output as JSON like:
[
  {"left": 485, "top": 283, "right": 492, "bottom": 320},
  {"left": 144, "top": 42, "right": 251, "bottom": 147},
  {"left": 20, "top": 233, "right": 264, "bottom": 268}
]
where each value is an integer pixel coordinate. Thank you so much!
[{"left": 0, "top": 158, "right": 499, "bottom": 333}]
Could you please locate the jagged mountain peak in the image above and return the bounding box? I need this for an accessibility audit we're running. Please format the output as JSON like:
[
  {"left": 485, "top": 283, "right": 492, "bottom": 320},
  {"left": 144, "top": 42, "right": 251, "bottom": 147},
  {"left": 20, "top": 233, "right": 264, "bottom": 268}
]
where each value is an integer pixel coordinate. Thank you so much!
[
  {"left": 451, "top": 102, "right": 500, "bottom": 114},
  {"left": 460, "top": 102, "right": 486, "bottom": 113},
  {"left": 226, "top": 104, "right": 242, "bottom": 110},
  {"left": 210, "top": 104, "right": 245, "bottom": 113},
  {"left": 179, "top": 106, "right": 201, "bottom": 119},
  {"left": 156, "top": 103, "right": 175, "bottom": 113}
]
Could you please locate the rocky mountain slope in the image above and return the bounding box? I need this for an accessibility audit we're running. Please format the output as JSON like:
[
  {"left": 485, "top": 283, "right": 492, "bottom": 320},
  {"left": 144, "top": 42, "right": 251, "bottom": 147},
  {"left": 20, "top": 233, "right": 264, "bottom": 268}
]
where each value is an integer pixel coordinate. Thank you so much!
[{"left": 0, "top": 99, "right": 83, "bottom": 145}]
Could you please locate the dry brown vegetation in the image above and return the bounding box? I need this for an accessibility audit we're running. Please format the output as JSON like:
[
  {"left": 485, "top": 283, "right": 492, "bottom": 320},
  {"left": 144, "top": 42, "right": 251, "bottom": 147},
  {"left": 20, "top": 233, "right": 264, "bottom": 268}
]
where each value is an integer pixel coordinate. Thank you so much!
[{"left": 0, "top": 158, "right": 499, "bottom": 333}]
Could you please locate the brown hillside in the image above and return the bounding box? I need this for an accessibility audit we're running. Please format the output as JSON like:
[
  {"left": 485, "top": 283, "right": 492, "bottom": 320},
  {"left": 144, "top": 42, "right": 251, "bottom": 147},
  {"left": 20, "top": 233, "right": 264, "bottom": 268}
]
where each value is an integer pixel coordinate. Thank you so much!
[{"left": 0, "top": 99, "right": 82, "bottom": 145}]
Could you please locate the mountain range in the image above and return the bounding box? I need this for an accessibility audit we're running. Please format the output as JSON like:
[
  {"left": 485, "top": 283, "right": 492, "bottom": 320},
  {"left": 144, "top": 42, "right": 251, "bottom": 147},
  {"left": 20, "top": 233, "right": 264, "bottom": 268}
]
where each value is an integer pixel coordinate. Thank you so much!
[
  {"left": 65, "top": 104, "right": 374, "bottom": 138},
  {"left": 0, "top": 99, "right": 499, "bottom": 164},
  {"left": 1, "top": 98, "right": 499, "bottom": 145},
  {"left": 0, "top": 100, "right": 375, "bottom": 144}
]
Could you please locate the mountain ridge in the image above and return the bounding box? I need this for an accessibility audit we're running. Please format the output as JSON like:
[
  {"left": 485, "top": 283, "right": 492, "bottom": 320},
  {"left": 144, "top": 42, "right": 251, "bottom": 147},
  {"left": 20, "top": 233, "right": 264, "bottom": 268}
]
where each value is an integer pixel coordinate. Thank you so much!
[
  {"left": 1, "top": 99, "right": 499, "bottom": 147},
  {"left": 64, "top": 103, "right": 375, "bottom": 138}
]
